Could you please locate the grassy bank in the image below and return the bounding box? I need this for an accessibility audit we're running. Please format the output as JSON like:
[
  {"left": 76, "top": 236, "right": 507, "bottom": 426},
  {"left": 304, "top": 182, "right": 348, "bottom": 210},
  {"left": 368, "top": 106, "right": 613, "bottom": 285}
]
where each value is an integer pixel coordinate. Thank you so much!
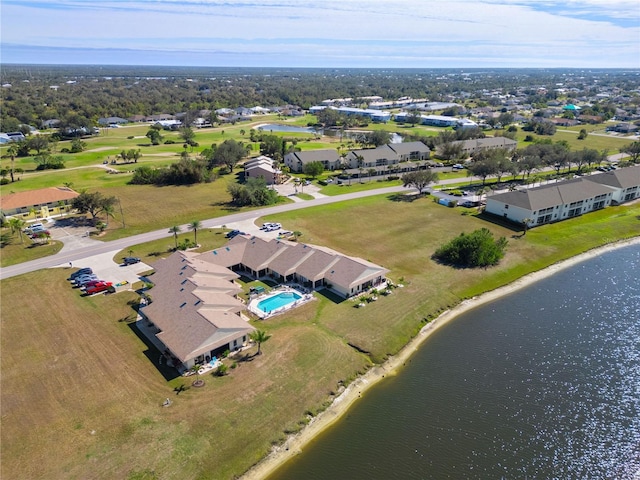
[{"left": 2, "top": 191, "right": 638, "bottom": 480}]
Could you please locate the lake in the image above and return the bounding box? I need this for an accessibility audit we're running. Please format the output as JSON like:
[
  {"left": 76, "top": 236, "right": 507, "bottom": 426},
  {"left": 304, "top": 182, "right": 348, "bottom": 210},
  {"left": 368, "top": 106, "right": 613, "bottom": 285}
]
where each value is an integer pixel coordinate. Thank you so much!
[
  {"left": 255, "top": 124, "right": 403, "bottom": 143},
  {"left": 271, "top": 244, "right": 640, "bottom": 479}
]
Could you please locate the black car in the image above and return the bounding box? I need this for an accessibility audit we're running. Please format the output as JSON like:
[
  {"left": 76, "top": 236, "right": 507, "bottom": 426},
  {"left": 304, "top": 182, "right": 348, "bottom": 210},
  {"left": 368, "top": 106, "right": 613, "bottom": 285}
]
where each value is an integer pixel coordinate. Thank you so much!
[
  {"left": 225, "top": 229, "right": 243, "bottom": 239},
  {"left": 69, "top": 268, "right": 93, "bottom": 280},
  {"left": 123, "top": 257, "right": 141, "bottom": 265}
]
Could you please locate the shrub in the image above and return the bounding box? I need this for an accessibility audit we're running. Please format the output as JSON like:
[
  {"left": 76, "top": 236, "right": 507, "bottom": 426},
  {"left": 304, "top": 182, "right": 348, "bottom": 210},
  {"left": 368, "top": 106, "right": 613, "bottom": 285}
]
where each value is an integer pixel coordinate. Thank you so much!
[
  {"left": 127, "top": 135, "right": 134, "bottom": 139},
  {"left": 433, "top": 228, "right": 508, "bottom": 268},
  {"left": 164, "top": 139, "right": 176, "bottom": 144},
  {"left": 0, "top": 178, "right": 9, "bottom": 185}
]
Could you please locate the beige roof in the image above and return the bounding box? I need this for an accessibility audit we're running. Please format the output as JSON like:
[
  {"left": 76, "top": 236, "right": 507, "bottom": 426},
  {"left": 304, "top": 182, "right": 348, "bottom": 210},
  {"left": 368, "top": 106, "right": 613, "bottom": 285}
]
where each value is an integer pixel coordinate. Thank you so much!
[
  {"left": 268, "top": 241, "right": 316, "bottom": 277},
  {"left": 1, "top": 187, "right": 78, "bottom": 211},
  {"left": 142, "top": 252, "right": 253, "bottom": 363}
]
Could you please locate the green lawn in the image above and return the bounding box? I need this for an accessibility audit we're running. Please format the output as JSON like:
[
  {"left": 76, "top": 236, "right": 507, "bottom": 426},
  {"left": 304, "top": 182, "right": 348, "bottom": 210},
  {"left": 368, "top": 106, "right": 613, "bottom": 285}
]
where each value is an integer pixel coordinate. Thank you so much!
[
  {"left": 0, "top": 231, "right": 63, "bottom": 267},
  {"left": 1, "top": 193, "right": 638, "bottom": 480}
]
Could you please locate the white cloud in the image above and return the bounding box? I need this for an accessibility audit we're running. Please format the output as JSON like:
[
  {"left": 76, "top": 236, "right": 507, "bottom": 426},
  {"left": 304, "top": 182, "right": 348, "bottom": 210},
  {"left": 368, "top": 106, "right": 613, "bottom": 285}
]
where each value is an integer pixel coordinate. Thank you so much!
[{"left": 2, "top": 0, "right": 638, "bottom": 67}]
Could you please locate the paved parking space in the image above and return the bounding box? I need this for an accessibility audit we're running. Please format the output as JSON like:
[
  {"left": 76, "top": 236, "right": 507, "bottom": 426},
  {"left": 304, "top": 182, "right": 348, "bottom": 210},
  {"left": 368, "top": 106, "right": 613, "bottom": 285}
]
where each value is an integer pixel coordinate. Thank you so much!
[{"left": 56, "top": 250, "right": 151, "bottom": 287}]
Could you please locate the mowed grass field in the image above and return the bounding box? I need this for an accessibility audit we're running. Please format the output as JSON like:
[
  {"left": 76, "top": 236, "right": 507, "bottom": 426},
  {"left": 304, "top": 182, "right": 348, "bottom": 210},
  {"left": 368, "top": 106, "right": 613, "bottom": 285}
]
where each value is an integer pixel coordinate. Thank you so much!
[{"left": 2, "top": 193, "right": 638, "bottom": 480}]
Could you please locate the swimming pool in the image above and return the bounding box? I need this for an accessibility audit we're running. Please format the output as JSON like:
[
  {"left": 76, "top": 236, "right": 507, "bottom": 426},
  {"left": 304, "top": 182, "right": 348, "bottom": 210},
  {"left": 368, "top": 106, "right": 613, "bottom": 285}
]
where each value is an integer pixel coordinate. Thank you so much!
[{"left": 257, "top": 291, "right": 302, "bottom": 313}]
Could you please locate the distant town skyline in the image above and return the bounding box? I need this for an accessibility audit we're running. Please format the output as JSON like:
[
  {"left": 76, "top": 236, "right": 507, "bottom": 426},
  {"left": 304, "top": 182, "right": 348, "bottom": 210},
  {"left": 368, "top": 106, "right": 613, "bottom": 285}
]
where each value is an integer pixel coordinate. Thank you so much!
[{"left": 2, "top": 0, "right": 639, "bottom": 68}]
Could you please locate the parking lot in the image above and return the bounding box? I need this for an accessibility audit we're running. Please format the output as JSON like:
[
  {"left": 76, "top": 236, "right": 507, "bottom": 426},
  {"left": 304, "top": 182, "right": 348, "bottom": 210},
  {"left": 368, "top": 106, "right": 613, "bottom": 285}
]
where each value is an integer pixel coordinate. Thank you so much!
[{"left": 62, "top": 250, "right": 150, "bottom": 290}]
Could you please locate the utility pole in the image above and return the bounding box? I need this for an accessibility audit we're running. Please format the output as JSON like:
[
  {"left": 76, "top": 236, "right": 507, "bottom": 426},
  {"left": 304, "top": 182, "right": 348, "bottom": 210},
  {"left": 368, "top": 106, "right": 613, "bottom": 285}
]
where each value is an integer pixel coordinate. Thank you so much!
[{"left": 118, "top": 197, "right": 125, "bottom": 228}]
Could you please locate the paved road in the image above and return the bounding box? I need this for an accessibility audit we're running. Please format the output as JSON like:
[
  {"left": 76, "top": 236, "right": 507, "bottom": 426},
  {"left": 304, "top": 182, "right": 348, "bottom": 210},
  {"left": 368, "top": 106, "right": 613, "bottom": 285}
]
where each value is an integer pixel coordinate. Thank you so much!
[
  {"left": 1, "top": 185, "right": 415, "bottom": 280},
  {"left": 8, "top": 162, "right": 606, "bottom": 281}
]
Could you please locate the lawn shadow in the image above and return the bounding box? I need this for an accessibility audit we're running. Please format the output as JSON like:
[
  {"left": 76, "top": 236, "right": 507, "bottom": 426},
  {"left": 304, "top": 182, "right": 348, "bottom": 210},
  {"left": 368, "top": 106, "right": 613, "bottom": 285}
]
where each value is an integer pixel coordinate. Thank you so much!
[
  {"left": 475, "top": 212, "right": 523, "bottom": 232},
  {"left": 387, "top": 192, "right": 426, "bottom": 203},
  {"left": 316, "top": 287, "right": 346, "bottom": 304},
  {"left": 127, "top": 321, "right": 181, "bottom": 381}
]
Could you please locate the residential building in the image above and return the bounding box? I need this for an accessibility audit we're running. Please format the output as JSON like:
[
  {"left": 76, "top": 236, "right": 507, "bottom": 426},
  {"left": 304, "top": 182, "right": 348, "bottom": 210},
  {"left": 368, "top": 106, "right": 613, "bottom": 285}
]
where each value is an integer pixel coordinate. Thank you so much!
[
  {"left": 584, "top": 166, "right": 640, "bottom": 204},
  {"left": 138, "top": 251, "right": 254, "bottom": 370},
  {"left": 485, "top": 166, "right": 640, "bottom": 227},
  {"left": 244, "top": 156, "right": 281, "bottom": 184},
  {"left": 1, "top": 187, "right": 79, "bottom": 220},
  {"left": 284, "top": 149, "right": 341, "bottom": 173},
  {"left": 388, "top": 141, "right": 431, "bottom": 161},
  {"left": 98, "top": 116, "right": 128, "bottom": 125},
  {"left": 344, "top": 145, "right": 399, "bottom": 169},
  {"left": 439, "top": 137, "right": 517, "bottom": 157},
  {"left": 485, "top": 178, "right": 614, "bottom": 226},
  {"left": 206, "top": 236, "right": 389, "bottom": 299}
]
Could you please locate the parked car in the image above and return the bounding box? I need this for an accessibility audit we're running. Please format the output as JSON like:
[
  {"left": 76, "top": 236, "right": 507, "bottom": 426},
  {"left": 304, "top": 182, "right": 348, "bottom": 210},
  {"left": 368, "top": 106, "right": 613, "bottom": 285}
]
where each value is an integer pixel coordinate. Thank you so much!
[
  {"left": 80, "top": 279, "right": 104, "bottom": 290},
  {"left": 73, "top": 274, "right": 99, "bottom": 286},
  {"left": 123, "top": 257, "right": 141, "bottom": 265},
  {"left": 225, "top": 229, "right": 242, "bottom": 238},
  {"left": 24, "top": 223, "right": 45, "bottom": 234},
  {"left": 29, "top": 230, "right": 50, "bottom": 238},
  {"left": 69, "top": 268, "right": 93, "bottom": 280},
  {"left": 452, "top": 164, "right": 465, "bottom": 170},
  {"left": 85, "top": 282, "right": 113, "bottom": 295}
]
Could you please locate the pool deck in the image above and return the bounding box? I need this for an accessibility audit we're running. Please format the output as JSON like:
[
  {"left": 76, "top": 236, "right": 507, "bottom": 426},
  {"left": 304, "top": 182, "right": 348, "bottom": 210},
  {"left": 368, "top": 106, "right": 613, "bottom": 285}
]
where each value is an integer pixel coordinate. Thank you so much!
[{"left": 248, "top": 286, "right": 314, "bottom": 319}]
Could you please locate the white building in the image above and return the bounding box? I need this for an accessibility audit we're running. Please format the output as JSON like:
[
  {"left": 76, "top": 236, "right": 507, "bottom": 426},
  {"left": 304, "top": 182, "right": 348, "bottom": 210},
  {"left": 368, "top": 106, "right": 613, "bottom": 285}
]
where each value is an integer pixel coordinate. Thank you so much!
[{"left": 485, "top": 166, "right": 640, "bottom": 227}]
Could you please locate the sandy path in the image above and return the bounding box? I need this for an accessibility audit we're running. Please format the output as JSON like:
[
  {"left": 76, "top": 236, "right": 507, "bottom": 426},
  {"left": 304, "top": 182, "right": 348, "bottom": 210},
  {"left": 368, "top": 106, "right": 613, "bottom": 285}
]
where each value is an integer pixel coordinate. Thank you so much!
[{"left": 240, "top": 236, "right": 640, "bottom": 480}]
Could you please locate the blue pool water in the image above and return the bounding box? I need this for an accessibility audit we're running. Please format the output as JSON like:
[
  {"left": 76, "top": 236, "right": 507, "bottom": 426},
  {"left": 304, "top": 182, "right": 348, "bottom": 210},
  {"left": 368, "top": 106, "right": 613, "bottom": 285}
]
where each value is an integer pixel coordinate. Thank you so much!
[{"left": 257, "top": 291, "right": 302, "bottom": 313}]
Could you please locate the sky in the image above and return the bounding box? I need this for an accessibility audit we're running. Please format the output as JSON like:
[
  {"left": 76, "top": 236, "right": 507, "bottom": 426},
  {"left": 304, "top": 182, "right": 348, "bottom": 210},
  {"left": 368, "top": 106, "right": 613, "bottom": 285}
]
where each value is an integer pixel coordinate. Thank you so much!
[{"left": 1, "top": 0, "right": 639, "bottom": 68}]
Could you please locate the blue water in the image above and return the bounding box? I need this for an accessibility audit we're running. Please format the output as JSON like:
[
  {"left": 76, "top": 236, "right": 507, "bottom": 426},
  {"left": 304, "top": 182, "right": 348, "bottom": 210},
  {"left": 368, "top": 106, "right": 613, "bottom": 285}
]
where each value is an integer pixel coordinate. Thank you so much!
[
  {"left": 258, "top": 292, "right": 302, "bottom": 313},
  {"left": 272, "top": 244, "right": 640, "bottom": 479},
  {"left": 256, "top": 124, "right": 319, "bottom": 134}
]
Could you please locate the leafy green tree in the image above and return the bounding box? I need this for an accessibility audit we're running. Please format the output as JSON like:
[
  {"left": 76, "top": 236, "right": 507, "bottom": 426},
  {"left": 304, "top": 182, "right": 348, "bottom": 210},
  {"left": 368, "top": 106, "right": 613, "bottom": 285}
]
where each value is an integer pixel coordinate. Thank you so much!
[
  {"left": 259, "top": 135, "right": 286, "bottom": 160},
  {"left": 467, "top": 157, "right": 498, "bottom": 185},
  {"left": 250, "top": 329, "right": 272, "bottom": 355},
  {"left": 70, "top": 138, "right": 87, "bottom": 153},
  {"left": 179, "top": 126, "right": 196, "bottom": 145},
  {"left": 303, "top": 161, "right": 324, "bottom": 179},
  {"left": 434, "top": 228, "right": 508, "bottom": 267},
  {"left": 71, "top": 191, "right": 117, "bottom": 225},
  {"left": 405, "top": 110, "right": 422, "bottom": 126},
  {"left": 366, "top": 130, "right": 392, "bottom": 147},
  {"left": 212, "top": 139, "right": 247, "bottom": 171},
  {"left": 28, "top": 135, "right": 50, "bottom": 155},
  {"left": 401, "top": 170, "right": 439, "bottom": 194},
  {"left": 577, "top": 129, "right": 588, "bottom": 140},
  {"left": 146, "top": 129, "right": 163, "bottom": 145},
  {"left": 168, "top": 225, "right": 181, "bottom": 249},
  {"left": 188, "top": 220, "right": 202, "bottom": 245},
  {"left": 621, "top": 141, "right": 640, "bottom": 163}
]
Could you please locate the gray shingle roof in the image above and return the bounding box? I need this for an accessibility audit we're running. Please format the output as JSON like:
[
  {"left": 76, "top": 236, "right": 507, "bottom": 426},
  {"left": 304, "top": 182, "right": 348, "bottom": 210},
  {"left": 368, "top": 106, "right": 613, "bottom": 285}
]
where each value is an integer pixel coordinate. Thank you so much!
[
  {"left": 585, "top": 165, "right": 640, "bottom": 190},
  {"left": 489, "top": 178, "right": 614, "bottom": 211}
]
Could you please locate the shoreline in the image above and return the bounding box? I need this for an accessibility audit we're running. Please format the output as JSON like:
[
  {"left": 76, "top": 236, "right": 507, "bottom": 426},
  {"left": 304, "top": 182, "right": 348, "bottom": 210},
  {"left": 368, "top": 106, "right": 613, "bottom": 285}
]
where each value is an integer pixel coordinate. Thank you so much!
[{"left": 240, "top": 236, "right": 640, "bottom": 480}]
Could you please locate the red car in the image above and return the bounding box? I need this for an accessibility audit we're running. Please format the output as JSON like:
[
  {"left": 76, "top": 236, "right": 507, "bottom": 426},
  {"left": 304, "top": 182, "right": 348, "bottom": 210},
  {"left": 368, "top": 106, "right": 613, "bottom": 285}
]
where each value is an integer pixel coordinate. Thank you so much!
[
  {"left": 80, "top": 279, "right": 104, "bottom": 290},
  {"left": 84, "top": 282, "right": 113, "bottom": 295}
]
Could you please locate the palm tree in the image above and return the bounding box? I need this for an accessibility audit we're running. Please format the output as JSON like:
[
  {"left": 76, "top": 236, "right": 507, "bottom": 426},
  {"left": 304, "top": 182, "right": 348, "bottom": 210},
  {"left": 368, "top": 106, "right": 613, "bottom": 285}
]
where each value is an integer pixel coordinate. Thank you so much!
[
  {"left": 8, "top": 218, "right": 25, "bottom": 243},
  {"left": 367, "top": 168, "right": 376, "bottom": 183},
  {"left": 292, "top": 231, "right": 303, "bottom": 242},
  {"left": 168, "top": 225, "right": 181, "bottom": 249},
  {"left": 190, "top": 364, "right": 204, "bottom": 387},
  {"left": 250, "top": 329, "right": 272, "bottom": 355},
  {"left": 522, "top": 218, "right": 532, "bottom": 235},
  {"left": 5, "top": 144, "right": 18, "bottom": 182},
  {"left": 102, "top": 203, "right": 116, "bottom": 227},
  {"left": 188, "top": 220, "right": 201, "bottom": 245}
]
